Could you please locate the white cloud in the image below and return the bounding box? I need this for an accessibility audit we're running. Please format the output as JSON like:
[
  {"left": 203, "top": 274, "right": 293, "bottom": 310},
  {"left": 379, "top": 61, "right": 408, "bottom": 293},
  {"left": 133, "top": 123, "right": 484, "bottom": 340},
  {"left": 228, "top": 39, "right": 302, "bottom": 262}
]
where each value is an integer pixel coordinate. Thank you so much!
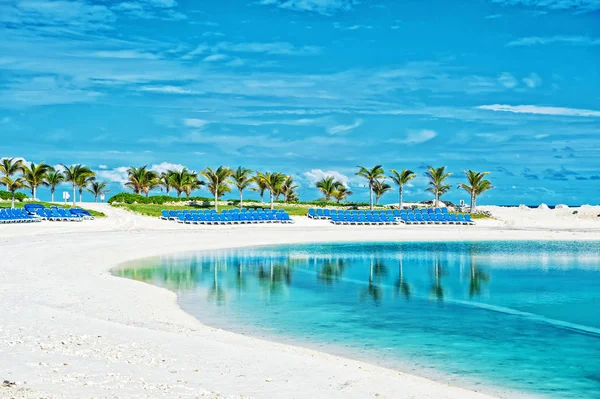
[
  {"left": 183, "top": 118, "right": 208, "bottom": 127},
  {"left": 477, "top": 104, "right": 600, "bottom": 117},
  {"left": 91, "top": 50, "right": 159, "bottom": 60},
  {"left": 387, "top": 129, "right": 438, "bottom": 144},
  {"left": 522, "top": 73, "right": 542, "bottom": 88},
  {"left": 507, "top": 35, "right": 600, "bottom": 46},
  {"left": 327, "top": 119, "right": 363, "bottom": 134},
  {"left": 141, "top": 86, "right": 197, "bottom": 94},
  {"left": 203, "top": 54, "right": 228, "bottom": 62},
  {"left": 214, "top": 41, "right": 321, "bottom": 55},
  {"left": 303, "top": 169, "right": 350, "bottom": 186},
  {"left": 492, "top": 0, "right": 600, "bottom": 13},
  {"left": 498, "top": 72, "right": 518, "bottom": 88},
  {"left": 534, "top": 134, "right": 549, "bottom": 139},
  {"left": 257, "top": 0, "right": 358, "bottom": 15},
  {"left": 97, "top": 166, "right": 129, "bottom": 184},
  {"left": 98, "top": 164, "right": 108, "bottom": 169},
  {"left": 150, "top": 162, "right": 186, "bottom": 174},
  {"left": 1, "top": 117, "right": 11, "bottom": 124}
]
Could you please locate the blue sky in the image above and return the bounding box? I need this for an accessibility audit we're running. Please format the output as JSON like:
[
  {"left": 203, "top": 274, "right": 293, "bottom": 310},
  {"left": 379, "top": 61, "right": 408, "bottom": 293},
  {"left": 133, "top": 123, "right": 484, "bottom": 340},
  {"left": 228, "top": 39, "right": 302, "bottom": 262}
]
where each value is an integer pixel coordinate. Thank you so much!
[{"left": 1, "top": 0, "right": 599, "bottom": 205}]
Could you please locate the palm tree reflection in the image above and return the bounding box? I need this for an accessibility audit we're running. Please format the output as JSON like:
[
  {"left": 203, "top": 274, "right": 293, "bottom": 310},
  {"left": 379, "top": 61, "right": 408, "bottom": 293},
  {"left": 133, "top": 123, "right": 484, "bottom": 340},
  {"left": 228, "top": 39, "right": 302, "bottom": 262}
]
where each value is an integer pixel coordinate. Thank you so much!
[
  {"left": 394, "top": 256, "right": 411, "bottom": 300},
  {"left": 317, "top": 258, "right": 346, "bottom": 284},
  {"left": 430, "top": 258, "right": 445, "bottom": 303},
  {"left": 360, "top": 259, "right": 387, "bottom": 306},
  {"left": 468, "top": 252, "right": 489, "bottom": 298},
  {"left": 208, "top": 262, "right": 226, "bottom": 306},
  {"left": 257, "top": 259, "right": 293, "bottom": 299}
]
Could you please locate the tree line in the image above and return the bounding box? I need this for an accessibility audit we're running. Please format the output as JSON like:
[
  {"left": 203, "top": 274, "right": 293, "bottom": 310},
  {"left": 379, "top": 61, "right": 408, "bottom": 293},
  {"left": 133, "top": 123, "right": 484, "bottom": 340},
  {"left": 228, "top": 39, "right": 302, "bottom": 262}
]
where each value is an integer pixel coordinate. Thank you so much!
[
  {"left": 316, "top": 165, "right": 492, "bottom": 211},
  {"left": 0, "top": 158, "right": 109, "bottom": 207},
  {"left": 1, "top": 158, "right": 493, "bottom": 212}
]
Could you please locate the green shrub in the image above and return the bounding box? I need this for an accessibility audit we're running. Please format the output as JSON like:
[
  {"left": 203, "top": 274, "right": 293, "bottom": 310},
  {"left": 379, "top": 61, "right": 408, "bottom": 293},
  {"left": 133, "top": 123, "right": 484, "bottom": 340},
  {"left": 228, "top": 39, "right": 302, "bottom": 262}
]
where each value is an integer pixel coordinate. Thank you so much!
[
  {"left": 108, "top": 192, "right": 213, "bottom": 205},
  {"left": 0, "top": 190, "right": 28, "bottom": 202}
]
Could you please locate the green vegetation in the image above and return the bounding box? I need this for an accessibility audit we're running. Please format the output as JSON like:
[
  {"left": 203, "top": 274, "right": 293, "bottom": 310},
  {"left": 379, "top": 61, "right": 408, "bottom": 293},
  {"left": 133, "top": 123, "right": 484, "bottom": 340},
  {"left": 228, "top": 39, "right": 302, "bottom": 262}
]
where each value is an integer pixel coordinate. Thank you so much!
[
  {"left": 112, "top": 202, "right": 311, "bottom": 217},
  {"left": 0, "top": 189, "right": 28, "bottom": 202},
  {"left": 0, "top": 201, "right": 105, "bottom": 217}
]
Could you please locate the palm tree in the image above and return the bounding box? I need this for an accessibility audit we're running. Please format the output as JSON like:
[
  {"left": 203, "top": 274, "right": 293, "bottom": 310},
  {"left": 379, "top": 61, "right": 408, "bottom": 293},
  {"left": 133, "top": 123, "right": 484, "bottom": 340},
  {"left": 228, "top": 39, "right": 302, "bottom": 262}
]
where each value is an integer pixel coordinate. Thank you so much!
[
  {"left": 75, "top": 173, "right": 96, "bottom": 203},
  {"left": 183, "top": 176, "right": 204, "bottom": 198},
  {"left": 356, "top": 165, "right": 385, "bottom": 210},
  {"left": 333, "top": 185, "right": 353, "bottom": 203},
  {"left": 372, "top": 179, "right": 392, "bottom": 205},
  {"left": 280, "top": 175, "right": 299, "bottom": 203},
  {"left": 87, "top": 181, "right": 109, "bottom": 202},
  {"left": 157, "top": 171, "right": 174, "bottom": 196},
  {"left": 21, "top": 162, "right": 52, "bottom": 200},
  {"left": 169, "top": 168, "right": 196, "bottom": 198},
  {"left": 251, "top": 175, "right": 268, "bottom": 203},
  {"left": 45, "top": 170, "right": 64, "bottom": 202},
  {"left": 126, "top": 166, "right": 158, "bottom": 197},
  {"left": 0, "top": 158, "right": 24, "bottom": 190},
  {"left": 61, "top": 164, "right": 95, "bottom": 206},
  {"left": 229, "top": 167, "right": 254, "bottom": 209},
  {"left": 254, "top": 172, "right": 287, "bottom": 210},
  {"left": 0, "top": 176, "right": 25, "bottom": 208},
  {"left": 389, "top": 169, "right": 416, "bottom": 209},
  {"left": 201, "top": 166, "right": 234, "bottom": 211},
  {"left": 458, "top": 170, "right": 493, "bottom": 212},
  {"left": 425, "top": 166, "right": 452, "bottom": 208},
  {"left": 316, "top": 176, "right": 340, "bottom": 202}
]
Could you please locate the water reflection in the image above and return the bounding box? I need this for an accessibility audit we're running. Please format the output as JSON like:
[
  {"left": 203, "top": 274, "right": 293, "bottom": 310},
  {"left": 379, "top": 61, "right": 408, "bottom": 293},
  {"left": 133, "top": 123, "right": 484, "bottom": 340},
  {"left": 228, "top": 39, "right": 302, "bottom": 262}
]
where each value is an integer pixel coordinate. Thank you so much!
[
  {"left": 114, "top": 242, "right": 600, "bottom": 399},
  {"left": 117, "top": 245, "right": 494, "bottom": 306}
]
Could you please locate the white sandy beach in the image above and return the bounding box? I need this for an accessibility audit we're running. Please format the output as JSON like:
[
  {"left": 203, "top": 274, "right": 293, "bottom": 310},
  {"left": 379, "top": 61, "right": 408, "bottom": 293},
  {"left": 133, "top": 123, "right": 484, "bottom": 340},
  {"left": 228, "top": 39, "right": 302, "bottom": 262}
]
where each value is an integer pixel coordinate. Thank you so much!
[{"left": 1, "top": 204, "right": 599, "bottom": 399}]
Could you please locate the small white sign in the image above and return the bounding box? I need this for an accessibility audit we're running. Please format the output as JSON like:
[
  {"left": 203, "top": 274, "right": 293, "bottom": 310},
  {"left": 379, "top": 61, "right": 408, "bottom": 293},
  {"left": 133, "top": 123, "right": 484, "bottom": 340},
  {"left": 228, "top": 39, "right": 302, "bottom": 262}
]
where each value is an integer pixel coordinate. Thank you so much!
[
  {"left": 63, "top": 192, "right": 70, "bottom": 201},
  {"left": 100, "top": 194, "right": 105, "bottom": 202}
]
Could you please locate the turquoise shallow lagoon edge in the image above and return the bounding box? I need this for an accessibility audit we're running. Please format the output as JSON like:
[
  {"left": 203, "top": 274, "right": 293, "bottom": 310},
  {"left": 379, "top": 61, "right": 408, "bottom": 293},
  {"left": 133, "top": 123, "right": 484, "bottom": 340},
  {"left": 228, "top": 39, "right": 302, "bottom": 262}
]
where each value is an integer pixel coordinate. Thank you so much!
[{"left": 114, "top": 241, "right": 600, "bottom": 399}]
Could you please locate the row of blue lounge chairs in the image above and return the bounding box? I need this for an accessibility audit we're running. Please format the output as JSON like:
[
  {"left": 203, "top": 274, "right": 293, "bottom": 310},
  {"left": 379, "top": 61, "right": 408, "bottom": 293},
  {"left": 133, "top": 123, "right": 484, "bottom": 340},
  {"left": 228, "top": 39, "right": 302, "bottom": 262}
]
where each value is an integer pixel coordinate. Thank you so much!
[
  {"left": 160, "top": 209, "right": 294, "bottom": 225},
  {"left": 308, "top": 208, "right": 475, "bottom": 225},
  {"left": 0, "top": 205, "right": 94, "bottom": 223}
]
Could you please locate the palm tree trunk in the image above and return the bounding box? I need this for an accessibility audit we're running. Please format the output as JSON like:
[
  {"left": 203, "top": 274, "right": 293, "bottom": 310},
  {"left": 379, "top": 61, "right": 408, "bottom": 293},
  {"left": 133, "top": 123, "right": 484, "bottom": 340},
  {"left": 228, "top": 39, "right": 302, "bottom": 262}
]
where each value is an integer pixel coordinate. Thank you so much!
[
  {"left": 72, "top": 185, "right": 76, "bottom": 206},
  {"left": 239, "top": 190, "right": 243, "bottom": 210},
  {"left": 51, "top": 189, "right": 55, "bottom": 203},
  {"left": 11, "top": 193, "right": 15, "bottom": 209},
  {"left": 270, "top": 191, "right": 274, "bottom": 210},
  {"left": 369, "top": 182, "right": 373, "bottom": 211},
  {"left": 79, "top": 189, "right": 83, "bottom": 203},
  {"left": 399, "top": 185, "right": 403, "bottom": 209},
  {"left": 32, "top": 186, "right": 36, "bottom": 201},
  {"left": 435, "top": 191, "right": 439, "bottom": 208},
  {"left": 214, "top": 190, "right": 218, "bottom": 212},
  {"left": 471, "top": 194, "right": 476, "bottom": 213}
]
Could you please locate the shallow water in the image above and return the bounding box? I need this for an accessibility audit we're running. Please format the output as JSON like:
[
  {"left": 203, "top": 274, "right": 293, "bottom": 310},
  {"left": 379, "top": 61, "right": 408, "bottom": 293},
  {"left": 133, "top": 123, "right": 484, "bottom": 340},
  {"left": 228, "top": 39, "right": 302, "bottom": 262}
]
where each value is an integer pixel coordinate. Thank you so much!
[{"left": 115, "top": 241, "right": 600, "bottom": 398}]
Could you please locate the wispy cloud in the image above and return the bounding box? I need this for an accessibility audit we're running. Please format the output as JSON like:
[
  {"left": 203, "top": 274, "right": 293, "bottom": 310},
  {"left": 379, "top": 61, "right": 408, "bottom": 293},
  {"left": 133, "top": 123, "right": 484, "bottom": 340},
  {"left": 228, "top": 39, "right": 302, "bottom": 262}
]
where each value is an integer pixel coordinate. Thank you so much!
[
  {"left": 214, "top": 41, "right": 321, "bottom": 55},
  {"left": 508, "top": 35, "right": 600, "bottom": 46},
  {"left": 183, "top": 118, "right": 208, "bottom": 128},
  {"left": 387, "top": 129, "right": 438, "bottom": 144},
  {"left": 203, "top": 54, "right": 228, "bottom": 62},
  {"left": 477, "top": 104, "right": 600, "bottom": 117},
  {"left": 498, "top": 72, "right": 518, "bottom": 88},
  {"left": 492, "top": 0, "right": 600, "bottom": 13},
  {"left": 522, "top": 73, "right": 542, "bottom": 88},
  {"left": 257, "top": 0, "right": 357, "bottom": 15},
  {"left": 328, "top": 119, "right": 363, "bottom": 134},
  {"left": 303, "top": 169, "right": 350, "bottom": 186}
]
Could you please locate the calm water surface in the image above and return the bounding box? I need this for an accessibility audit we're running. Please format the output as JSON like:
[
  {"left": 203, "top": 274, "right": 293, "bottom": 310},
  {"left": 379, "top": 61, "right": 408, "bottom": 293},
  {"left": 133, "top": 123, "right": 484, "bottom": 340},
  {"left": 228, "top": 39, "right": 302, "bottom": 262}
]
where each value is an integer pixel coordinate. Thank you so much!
[{"left": 115, "top": 241, "right": 600, "bottom": 398}]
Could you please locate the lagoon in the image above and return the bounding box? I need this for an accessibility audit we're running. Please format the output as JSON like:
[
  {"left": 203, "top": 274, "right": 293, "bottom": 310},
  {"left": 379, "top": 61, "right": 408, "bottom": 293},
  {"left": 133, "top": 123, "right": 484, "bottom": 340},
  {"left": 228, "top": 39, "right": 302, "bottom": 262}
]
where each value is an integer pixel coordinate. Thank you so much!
[{"left": 115, "top": 241, "right": 600, "bottom": 398}]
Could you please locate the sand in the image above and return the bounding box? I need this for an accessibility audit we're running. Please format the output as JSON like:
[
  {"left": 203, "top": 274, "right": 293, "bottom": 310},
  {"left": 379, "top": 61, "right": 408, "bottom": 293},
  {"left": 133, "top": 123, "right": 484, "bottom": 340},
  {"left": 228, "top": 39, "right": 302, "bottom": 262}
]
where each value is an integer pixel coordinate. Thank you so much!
[{"left": 1, "top": 204, "right": 599, "bottom": 399}]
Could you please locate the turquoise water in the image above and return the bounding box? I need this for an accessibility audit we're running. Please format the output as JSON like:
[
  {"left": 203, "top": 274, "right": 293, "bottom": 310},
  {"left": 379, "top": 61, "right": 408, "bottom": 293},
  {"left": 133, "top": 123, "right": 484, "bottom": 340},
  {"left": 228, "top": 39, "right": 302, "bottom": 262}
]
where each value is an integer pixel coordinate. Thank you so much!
[{"left": 115, "top": 241, "right": 600, "bottom": 398}]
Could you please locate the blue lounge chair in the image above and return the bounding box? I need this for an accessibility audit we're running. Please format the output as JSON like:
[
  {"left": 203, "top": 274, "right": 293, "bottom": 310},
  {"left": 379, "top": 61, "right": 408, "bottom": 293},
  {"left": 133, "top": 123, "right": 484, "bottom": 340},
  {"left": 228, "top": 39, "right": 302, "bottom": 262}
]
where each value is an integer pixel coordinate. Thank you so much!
[
  {"left": 160, "top": 210, "right": 169, "bottom": 220},
  {"left": 316, "top": 208, "right": 324, "bottom": 219}
]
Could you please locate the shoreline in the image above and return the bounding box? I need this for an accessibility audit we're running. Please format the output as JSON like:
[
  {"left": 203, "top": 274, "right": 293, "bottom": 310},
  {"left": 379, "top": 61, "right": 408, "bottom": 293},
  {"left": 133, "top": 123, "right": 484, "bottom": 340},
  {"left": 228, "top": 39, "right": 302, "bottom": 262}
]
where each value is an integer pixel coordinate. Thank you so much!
[{"left": 1, "top": 204, "right": 598, "bottom": 398}]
